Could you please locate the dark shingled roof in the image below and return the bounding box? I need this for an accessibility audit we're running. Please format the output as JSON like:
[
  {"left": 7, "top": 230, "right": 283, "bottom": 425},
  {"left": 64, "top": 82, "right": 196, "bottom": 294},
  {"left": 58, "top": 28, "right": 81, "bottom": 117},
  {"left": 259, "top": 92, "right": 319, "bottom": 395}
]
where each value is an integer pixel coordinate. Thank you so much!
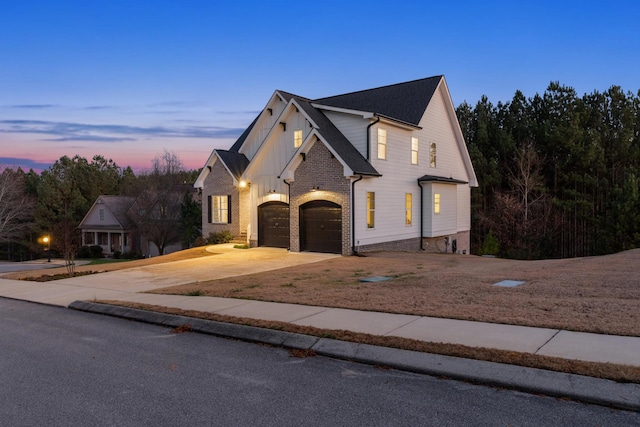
[
  {"left": 418, "top": 175, "right": 468, "bottom": 184},
  {"left": 216, "top": 150, "right": 250, "bottom": 179},
  {"left": 313, "top": 76, "right": 442, "bottom": 126},
  {"left": 229, "top": 115, "right": 259, "bottom": 153},
  {"left": 292, "top": 95, "right": 380, "bottom": 176}
]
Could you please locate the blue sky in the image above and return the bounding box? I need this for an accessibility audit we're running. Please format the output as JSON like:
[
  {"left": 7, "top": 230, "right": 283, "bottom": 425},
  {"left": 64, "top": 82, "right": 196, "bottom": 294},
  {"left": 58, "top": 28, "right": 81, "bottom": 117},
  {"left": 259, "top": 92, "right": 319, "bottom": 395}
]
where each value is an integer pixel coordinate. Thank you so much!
[{"left": 1, "top": 0, "right": 638, "bottom": 172}]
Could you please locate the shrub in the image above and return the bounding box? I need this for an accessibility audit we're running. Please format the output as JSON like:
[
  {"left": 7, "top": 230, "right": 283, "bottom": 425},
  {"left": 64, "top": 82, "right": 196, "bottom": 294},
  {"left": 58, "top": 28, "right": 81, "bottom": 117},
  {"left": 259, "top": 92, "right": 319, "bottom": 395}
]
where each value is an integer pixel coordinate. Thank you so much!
[
  {"left": 479, "top": 230, "right": 499, "bottom": 256},
  {"left": 77, "top": 246, "right": 92, "bottom": 259},
  {"left": 113, "top": 250, "right": 122, "bottom": 259},
  {"left": 89, "top": 245, "right": 104, "bottom": 258},
  {"left": 205, "top": 231, "right": 234, "bottom": 245}
]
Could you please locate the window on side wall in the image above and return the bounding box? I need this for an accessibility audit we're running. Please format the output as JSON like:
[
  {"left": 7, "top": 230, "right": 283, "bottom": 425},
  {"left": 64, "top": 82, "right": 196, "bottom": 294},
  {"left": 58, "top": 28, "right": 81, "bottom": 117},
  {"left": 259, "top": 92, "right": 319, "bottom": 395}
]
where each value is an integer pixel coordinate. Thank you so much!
[
  {"left": 366, "top": 192, "right": 375, "bottom": 228},
  {"left": 434, "top": 193, "right": 440, "bottom": 214},
  {"left": 210, "top": 195, "right": 231, "bottom": 223},
  {"left": 430, "top": 143, "right": 437, "bottom": 168},
  {"left": 405, "top": 193, "right": 412, "bottom": 225},
  {"left": 411, "top": 137, "right": 418, "bottom": 165},
  {"left": 377, "top": 128, "right": 387, "bottom": 160},
  {"left": 294, "top": 129, "right": 303, "bottom": 148}
]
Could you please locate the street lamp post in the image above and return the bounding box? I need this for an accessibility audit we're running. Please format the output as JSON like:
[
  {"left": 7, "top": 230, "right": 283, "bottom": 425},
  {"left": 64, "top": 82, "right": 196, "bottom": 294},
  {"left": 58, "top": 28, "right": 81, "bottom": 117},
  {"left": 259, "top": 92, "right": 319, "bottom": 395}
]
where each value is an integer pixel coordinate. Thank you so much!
[{"left": 43, "top": 236, "right": 51, "bottom": 262}]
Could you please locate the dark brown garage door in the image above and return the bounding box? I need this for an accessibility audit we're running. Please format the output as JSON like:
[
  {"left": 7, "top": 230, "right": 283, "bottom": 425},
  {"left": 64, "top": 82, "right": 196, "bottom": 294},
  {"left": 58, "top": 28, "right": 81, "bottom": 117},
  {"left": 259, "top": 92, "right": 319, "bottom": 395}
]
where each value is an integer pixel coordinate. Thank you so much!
[
  {"left": 258, "top": 202, "right": 290, "bottom": 248},
  {"left": 300, "top": 200, "right": 342, "bottom": 254}
]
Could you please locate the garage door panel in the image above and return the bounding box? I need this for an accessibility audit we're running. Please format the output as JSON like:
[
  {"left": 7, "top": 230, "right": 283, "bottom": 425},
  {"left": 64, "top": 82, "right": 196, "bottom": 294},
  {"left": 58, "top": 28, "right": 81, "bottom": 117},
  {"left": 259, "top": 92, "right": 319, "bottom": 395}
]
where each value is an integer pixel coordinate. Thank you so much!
[
  {"left": 300, "top": 201, "right": 341, "bottom": 254},
  {"left": 258, "top": 202, "right": 290, "bottom": 248}
]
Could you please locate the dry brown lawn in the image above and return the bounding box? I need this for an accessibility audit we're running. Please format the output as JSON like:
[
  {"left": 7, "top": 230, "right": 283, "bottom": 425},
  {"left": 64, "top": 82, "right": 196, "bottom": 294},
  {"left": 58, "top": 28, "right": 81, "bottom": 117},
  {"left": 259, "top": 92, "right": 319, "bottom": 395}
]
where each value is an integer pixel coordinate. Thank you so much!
[{"left": 152, "top": 249, "right": 640, "bottom": 337}]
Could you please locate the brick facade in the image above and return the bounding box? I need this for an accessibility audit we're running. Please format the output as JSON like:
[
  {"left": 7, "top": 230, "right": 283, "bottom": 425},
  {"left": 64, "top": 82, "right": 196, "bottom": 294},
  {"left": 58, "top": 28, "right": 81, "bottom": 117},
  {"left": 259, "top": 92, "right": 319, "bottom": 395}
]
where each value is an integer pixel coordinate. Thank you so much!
[
  {"left": 201, "top": 160, "right": 241, "bottom": 237},
  {"left": 290, "top": 141, "right": 352, "bottom": 255},
  {"left": 357, "top": 230, "right": 470, "bottom": 254}
]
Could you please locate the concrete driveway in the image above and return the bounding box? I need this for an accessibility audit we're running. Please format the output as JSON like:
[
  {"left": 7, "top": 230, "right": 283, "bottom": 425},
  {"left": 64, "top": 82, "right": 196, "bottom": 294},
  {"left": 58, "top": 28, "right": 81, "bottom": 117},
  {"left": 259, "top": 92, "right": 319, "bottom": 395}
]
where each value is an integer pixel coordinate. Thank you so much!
[{"left": 0, "top": 244, "right": 338, "bottom": 306}]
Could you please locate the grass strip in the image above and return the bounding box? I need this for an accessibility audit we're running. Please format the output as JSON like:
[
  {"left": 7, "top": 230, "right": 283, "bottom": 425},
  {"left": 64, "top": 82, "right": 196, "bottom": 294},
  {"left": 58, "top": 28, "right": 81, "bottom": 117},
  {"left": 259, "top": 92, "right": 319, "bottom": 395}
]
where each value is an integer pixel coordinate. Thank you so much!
[{"left": 97, "top": 300, "right": 640, "bottom": 384}]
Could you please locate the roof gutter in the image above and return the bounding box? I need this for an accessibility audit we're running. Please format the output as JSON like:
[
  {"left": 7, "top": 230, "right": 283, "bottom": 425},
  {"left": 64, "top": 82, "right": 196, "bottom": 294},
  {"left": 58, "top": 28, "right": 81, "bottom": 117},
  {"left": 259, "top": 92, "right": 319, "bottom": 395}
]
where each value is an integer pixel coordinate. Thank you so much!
[
  {"left": 351, "top": 175, "right": 364, "bottom": 255},
  {"left": 366, "top": 116, "right": 381, "bottom": 161}
]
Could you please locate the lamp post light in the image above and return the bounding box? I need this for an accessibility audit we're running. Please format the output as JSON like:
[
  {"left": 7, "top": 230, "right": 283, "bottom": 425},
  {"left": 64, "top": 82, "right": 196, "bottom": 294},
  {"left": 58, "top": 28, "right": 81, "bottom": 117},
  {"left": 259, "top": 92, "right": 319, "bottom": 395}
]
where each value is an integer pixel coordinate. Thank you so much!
[{"left": 43, "top": 236, "right": 51, "bottom": 262}]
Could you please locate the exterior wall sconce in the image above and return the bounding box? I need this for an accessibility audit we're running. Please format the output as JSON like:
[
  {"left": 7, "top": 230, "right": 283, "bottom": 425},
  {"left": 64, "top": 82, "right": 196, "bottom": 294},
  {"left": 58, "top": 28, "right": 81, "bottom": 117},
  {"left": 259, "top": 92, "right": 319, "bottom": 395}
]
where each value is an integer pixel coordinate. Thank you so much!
[{"left": 239, "top": 181, "right": 249, "bottom": 188}]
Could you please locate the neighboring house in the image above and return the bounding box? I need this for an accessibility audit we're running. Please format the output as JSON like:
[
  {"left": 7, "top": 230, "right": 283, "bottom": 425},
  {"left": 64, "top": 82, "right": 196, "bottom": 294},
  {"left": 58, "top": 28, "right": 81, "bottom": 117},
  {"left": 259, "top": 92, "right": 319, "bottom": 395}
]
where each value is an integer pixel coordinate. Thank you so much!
[
  {"left": 78, "top": 195, "right": 137, "bottom": 255},
  {"left": 79, "top": 185, "right": 197, "bottom": 257},
  {"left": 194, "top": 75, "right": 477, "bottom": 255}
]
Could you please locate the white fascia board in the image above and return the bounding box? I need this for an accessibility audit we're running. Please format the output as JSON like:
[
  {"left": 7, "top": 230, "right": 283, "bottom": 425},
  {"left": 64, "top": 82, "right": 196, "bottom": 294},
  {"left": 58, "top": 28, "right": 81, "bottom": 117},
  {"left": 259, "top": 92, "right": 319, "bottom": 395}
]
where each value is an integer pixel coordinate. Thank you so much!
[
  {"left": 376, "top": 116, "right": 422, "bottom": 131},
  {"left": 437, "top": 77, "right": 479, "bottom": 187},
  {"left": 194, "top": 150, "right": 218, "bottom": 188},
  {"left": 311, "top": 103, "right": 375, "bottom": 119}
]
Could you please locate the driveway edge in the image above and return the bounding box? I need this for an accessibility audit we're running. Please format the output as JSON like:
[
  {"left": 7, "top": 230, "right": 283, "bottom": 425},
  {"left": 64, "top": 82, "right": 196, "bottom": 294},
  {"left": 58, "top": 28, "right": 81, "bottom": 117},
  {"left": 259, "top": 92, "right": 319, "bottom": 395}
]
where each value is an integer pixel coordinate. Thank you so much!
[{"left": 69, "top": 300, "right": 640, "bottom": 412}]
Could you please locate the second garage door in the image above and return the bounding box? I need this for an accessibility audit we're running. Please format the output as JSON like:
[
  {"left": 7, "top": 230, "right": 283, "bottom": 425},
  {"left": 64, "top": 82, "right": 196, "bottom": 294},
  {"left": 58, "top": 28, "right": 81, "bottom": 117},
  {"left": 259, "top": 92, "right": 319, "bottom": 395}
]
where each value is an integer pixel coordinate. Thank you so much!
[
  {"left": 258, "top": 202, "right": 290, "bottom": 248},
  {"left": 300, "top": 200, "right": 342, "bottom": 254}
]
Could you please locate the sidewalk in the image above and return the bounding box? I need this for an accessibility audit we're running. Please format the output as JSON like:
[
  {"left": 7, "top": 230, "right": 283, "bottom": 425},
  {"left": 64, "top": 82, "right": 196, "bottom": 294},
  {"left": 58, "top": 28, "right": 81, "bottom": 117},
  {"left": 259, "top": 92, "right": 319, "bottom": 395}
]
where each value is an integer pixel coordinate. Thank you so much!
[
  {"left": 1, "top": 247, "right": 639, "bottom": 410},
  {"left": 0, "top": 273, "right": 638, "bottom": 367}
]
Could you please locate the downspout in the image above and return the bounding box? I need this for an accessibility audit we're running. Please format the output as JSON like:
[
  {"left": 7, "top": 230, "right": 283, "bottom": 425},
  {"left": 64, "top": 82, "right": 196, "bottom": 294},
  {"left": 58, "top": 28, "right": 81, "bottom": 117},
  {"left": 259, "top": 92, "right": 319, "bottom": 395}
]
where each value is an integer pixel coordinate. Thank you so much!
[
  {"left": 418, "top": 179, "right": 424, "bottom": 250},
  {"left": 351, "top": 175, "right": 364, "bottom": 255},
  {"left": 366, "top": 116, "right": 380, "bottom": 161},
  {"left": 281, "top": 177, "right": 291, "bottom": 251}
]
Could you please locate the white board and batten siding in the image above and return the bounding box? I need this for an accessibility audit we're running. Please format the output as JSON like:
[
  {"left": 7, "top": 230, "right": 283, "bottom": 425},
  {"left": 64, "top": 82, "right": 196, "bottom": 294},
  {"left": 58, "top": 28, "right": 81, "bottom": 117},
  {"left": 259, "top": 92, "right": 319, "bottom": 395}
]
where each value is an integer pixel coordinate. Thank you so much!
[{"left": 240, "top": 95, "right": 288, "bottom": 161}]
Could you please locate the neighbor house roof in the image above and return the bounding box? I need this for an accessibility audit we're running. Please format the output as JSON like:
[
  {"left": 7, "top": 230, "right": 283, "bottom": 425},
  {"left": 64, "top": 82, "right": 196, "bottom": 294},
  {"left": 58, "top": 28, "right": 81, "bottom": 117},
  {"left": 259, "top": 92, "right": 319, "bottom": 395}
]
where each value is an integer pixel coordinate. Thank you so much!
[
  {"left": 78, "top": 195, "right": 136, "bottom": 230},
  {"left": 313, "top": 76, "right": 442, "bottom": 126}
]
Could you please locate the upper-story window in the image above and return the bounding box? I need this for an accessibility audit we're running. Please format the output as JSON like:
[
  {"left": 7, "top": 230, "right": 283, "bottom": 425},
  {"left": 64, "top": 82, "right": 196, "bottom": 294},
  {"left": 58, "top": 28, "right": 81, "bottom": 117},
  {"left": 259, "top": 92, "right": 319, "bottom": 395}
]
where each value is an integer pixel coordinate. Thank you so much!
[
  {"left": 377, "top": 128, "right": 387, "bottom": 160},
  {"left": 294, "top": 129, "right": 303, "bottom": 148},
  {"left": 99, "top": 209, "right": 104, "bottom": 222},
  {"left": 411, "top": 137, "right": 419, "bottom": 165},
  {"left": 430, "top": 143, "right": 437, "bottom": 168}
]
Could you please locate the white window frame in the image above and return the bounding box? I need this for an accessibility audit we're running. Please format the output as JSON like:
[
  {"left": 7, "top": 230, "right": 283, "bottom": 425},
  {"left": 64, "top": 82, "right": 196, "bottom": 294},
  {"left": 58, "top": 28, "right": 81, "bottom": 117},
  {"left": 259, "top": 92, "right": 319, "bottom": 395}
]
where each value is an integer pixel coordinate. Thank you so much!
[
  {"left": 212, "top": 195, "right": 229, "bottom": 223},
  {"left": 430, "top": 142, "right": 437, "bottom": 168},
  {"left": 366, "top": 192, "right": 375, "bottom": 229},
  {"left": 405, "top": 193, "right": 412, "bottom": 225},
  {"left": 434, "top": 193, "right": 441, "bottom": 215},
  {"left": 294, "top": 129, "right": 303, "bottom": 148},
  {"left": 411, "top": 137, "right": 418, "bottom": 165},
  {"left": 377, "top": 128, "right": 387, "bottom": 160}
]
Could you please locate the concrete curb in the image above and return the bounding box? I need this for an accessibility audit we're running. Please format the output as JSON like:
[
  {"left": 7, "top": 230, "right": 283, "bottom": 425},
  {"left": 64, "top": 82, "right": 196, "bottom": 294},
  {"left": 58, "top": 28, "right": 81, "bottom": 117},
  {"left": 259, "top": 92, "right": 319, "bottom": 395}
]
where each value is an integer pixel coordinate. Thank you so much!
[{"left": 68, "top": 301, "right": 640, "bottom": 412}]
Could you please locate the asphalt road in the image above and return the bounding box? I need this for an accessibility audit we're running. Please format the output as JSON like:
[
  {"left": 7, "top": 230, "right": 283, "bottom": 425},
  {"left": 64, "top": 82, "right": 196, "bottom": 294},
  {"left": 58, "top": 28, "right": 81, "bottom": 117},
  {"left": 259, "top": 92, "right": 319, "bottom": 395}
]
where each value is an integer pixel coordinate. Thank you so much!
[{"left": 1, "top": 298, "right": 637, "bottom": 426}]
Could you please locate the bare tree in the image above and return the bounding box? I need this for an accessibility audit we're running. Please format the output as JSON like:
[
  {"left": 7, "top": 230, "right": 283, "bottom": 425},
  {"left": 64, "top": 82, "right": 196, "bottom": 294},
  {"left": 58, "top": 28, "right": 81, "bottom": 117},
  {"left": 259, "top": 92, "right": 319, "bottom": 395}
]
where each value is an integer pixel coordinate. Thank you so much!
[
  {"left": 129, "top": 188, "right": 183, "bottom": 256},
  {"left": 0, "top": 167, "right": 35, "bottom": 242}
]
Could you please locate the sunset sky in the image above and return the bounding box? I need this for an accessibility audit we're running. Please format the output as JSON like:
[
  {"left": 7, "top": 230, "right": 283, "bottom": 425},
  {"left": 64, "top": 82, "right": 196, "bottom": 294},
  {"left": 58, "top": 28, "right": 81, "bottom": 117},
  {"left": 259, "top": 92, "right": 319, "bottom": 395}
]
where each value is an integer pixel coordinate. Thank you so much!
[{"left": 1, "top": 1, "right": 638, "bottom": 173}]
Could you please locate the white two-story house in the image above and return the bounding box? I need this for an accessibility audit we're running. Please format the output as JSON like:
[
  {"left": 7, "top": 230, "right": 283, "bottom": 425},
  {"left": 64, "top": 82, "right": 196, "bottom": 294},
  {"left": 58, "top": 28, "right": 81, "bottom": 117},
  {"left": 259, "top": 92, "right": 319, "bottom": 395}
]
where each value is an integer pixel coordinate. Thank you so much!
[{"left": 194, "top": 75, "right": 477, "bottom": 255}]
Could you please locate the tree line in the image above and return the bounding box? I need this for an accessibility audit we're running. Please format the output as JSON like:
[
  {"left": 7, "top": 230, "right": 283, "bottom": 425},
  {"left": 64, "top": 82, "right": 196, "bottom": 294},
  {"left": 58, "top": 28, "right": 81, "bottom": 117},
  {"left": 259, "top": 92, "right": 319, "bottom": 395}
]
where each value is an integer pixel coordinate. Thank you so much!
[
  {"left": 457, "top": 82, "right": 640, "bottom": 259},
  {"left": 2, "top": 82, "right": 639, "bottom": 262},
  {"left": 0, "top": 150, "right": 202, "bottom": 263}
]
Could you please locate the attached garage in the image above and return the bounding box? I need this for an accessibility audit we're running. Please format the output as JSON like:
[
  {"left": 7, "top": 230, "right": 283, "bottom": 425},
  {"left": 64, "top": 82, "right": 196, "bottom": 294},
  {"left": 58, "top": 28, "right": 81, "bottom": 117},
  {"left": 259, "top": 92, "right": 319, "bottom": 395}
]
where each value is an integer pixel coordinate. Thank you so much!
[
  {"left": 300, "top": 200, "right": 342, "bottom": 254},
  {"left": 258, "top": 202, "right": 290, "bottom": 248}
]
